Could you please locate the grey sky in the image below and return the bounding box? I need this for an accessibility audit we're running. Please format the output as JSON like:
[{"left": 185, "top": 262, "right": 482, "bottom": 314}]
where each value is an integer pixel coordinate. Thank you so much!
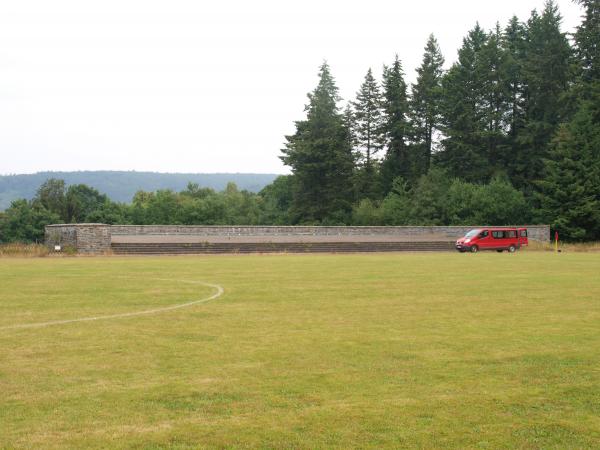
[{"left": 0, "top": 0, "right": 582, "bottom": 175}]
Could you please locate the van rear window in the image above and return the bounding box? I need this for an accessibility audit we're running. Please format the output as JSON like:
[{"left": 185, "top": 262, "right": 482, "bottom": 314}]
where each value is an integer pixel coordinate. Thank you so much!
[{"left": 520, "top": 230, "right": 528, "bottom": 237}]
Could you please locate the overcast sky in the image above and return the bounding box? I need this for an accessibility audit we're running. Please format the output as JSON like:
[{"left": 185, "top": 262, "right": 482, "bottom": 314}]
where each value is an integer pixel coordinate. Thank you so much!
[{"left": 0, "top": 0, "right": 583, "bottom": 176}]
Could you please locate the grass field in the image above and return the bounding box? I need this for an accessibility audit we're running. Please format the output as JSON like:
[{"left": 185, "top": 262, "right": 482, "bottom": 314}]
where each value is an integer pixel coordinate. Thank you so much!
[{"left": 1, "top": 253, "right": 600, "bottom": 449}]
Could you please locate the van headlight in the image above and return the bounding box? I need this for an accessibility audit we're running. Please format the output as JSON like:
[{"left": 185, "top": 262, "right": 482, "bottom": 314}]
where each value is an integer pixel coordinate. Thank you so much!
[{"left": 465, "top": 239, "right": 471, "bottom": 243}]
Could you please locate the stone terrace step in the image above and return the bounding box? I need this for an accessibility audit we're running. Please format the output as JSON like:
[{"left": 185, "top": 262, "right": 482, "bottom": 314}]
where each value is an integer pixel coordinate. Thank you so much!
[{"left": 111, "top": 241, "right": 455, "bottom": 255}]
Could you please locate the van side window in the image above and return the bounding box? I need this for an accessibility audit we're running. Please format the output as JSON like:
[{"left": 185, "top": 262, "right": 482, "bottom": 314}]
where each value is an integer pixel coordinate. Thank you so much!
[
  {"left": 508, "top": 230, "right": 517, "bottom": 238},
  {"left": 492, "top": 231, "right": 504, "bottom": 239},
  {"left": 479, "top": 230, "right": 489, "bottom": 238}
]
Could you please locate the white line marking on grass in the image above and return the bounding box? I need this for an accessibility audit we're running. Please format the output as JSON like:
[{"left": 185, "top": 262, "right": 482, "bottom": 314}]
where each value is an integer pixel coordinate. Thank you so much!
[{"left": 0, "top": 280, "right": 224, "bottom": 331}]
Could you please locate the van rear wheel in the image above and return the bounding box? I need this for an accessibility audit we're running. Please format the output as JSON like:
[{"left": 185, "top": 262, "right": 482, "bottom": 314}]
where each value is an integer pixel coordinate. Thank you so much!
[
  {"left": 470, "top": 245, "right": 479, "bottom": 253},
  {"left": 508, "top": 245, "right": 516, "bottom": 253}
]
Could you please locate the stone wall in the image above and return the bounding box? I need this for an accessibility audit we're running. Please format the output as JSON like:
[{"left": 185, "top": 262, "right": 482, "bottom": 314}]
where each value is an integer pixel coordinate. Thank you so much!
[
  {"left": 45, "top": 224, "right": 111, "bottom": 254},
  {"left": 111, "top": 225, "right": 550, "bottom": 242},
  {"left": 46, "top": 224, "right": 550, "bottom": 254}
]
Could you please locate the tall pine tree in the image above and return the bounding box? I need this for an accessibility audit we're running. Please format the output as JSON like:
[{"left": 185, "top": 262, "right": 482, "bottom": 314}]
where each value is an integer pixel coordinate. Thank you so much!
[
  {"left": 574, "top": 0, "right": 600, "bottom": 85},
  {"left": 280, "top": 62, "right": 355, "bottom": 223},
  {"left": 478, "top": 24, "right": 510, "bottom": 173},
  {"left": 438, "top": 24, "right": 491, "bottom": 182},
  {"left": 351, "top": 68, "right": 385, "bottom": 199},
  {"left": 410, "top": 35, "right": 445, "bottom": 176},
  {"left": 537, "top": 109, "right": 600, "bottom": 240},
  {"left": 518, "top": 1, "right": 572, "bottom": 190},
  {"left": 502, "top": 16, "right": 529, "bottom": 185},
  {"left": 351, "top": 68, "right": 385, "bottom": 169},
  {"left": 380, "top": 55, "right": 411, "bottom": 194},
  {"left": 537, "top": 0, "right": 600, "bottom": 240}
]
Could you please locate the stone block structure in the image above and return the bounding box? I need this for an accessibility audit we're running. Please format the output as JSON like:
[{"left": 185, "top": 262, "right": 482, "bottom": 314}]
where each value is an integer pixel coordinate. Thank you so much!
[
  {"left": 110, "top": 225, "right": 550, "bottom": 242},
  {"left": 45, "top": 224, "right": 111, "bottom": 254},
  {"left": 45, "top": 224, "right": 550, "bottom": 255}
]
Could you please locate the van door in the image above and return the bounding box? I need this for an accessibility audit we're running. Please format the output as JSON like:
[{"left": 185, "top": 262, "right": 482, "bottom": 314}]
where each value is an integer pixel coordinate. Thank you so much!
[
  {"left": 491, "top": 230, "right": 505, "bottom": 249},
  {"left": 477, "top": 229, "right": 492, "bottom": 249},
  {"left": 518, "top": 228, "right": 528, "bottom": 247},
  {"left": 507, "top": 229, "right": 518, "bottom": 249}
]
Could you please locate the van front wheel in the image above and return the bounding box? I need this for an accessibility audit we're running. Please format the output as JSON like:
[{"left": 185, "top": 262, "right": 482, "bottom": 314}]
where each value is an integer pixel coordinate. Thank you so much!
[
  {"left": 508, "top": 245, "right": 517, "bottom": 253},
  {"left": 470, "top": 245, "right": 479, "bottom": 253}
]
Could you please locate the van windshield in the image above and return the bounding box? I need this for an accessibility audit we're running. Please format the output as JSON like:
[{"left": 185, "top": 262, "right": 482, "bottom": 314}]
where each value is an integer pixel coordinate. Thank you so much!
[{"left": 465, "top": 229, "right": 481, "bottom": 238}]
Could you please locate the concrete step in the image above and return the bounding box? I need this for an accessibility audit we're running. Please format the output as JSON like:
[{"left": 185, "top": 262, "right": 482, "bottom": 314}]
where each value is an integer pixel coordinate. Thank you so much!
[{"left": 111, "top": 241, "right": 455, "bottom": 255}]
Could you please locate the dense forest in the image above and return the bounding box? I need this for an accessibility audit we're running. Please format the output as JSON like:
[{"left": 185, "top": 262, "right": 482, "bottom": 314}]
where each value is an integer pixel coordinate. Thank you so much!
[{"left": 1, "top": 0, "right": 599, "bottom": 243}]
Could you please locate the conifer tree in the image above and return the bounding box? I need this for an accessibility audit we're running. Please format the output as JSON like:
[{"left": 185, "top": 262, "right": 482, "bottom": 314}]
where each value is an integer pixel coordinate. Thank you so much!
[
  {"left": 351, "top": 69, "right": 385, "bottom": 199},
  {"left": 352, "top": 68, "right": 385, "bottom": 169},
  {"left": 438, "top": 24, "right": 490, "bottom": 182},
  {"left": 342, "top": 103, "right": 357, "bottom": 151},
  {"left": 280, "top": 62, "right": 355, "bottom": 223},
  {"left": 478, "top": 24, "right": 510, "bottom": 172},
  {"left": 537, "top": 108, "right": 600, "bottom": 241},
  {"left": 537, "top": 0, "right": 600, "bottom": 240},
  {"left": 380, "top": 55, "right": 411, "bottom": 194},
  {"left": 518, "top": 1, "right": 572, "bottom": 189},
  {"left": 574, "top": 0, "right": 600, "bottom": 84},
  {"left": 410, "top": 35, "right": 445, "bottom": 175},
  {"left": 502, "top": 16, "right": 528, "bottom": 184}
]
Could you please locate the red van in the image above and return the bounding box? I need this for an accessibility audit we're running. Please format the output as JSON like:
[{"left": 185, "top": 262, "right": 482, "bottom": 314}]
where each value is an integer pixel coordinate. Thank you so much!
[{"left": 456, "top": 227, "right": 528, "bottom": 253}]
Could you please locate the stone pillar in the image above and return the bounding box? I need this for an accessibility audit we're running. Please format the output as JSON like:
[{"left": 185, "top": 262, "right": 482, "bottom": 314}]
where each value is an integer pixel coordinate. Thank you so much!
[
  {"left": 45, "top": 224, "right": 111, "bottom": 255},
  {"left": 74, "top": 224, "right": 111, "bottom": 254}
]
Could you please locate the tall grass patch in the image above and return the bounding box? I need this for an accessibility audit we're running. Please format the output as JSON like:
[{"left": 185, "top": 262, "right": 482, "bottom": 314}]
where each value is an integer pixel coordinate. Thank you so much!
[{"left": 0, "top": 243, "right": 50, "bottom": 257}]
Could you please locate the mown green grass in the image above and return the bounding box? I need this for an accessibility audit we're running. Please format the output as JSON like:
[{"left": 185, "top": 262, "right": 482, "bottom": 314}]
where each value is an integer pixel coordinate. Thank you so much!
[{"left": 1, "top": 253, "right": 600, "bottom": 449}]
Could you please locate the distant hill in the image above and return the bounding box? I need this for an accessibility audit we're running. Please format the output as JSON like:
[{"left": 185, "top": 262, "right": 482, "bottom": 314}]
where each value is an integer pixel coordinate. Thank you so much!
[{"left": 0, "top": 171, "right": 280, "bottom": 210}]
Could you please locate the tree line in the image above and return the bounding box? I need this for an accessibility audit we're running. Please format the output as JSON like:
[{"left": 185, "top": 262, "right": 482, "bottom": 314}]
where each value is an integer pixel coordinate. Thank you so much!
[
  {"left": 0, "top": 173, "right": 529, "bottom": 243},
  {"left": 1, "top": 0, "right": 599, "bottom": 243},
  {"left": 0, "top": 179, "right": 265, "bottom": 242},
  {"left": 282, "top": 0, "right": 600, "bottom": 240},
  {"left": 0, "top": 171, "right": 277, "bottom": 210}
]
